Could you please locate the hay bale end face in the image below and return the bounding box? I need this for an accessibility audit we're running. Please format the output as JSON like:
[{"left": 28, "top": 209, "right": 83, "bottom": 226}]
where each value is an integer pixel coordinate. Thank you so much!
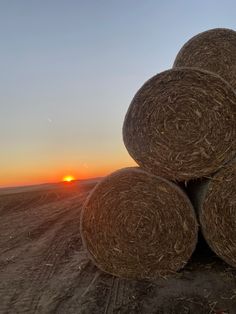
[
  {"left": 199, "top": 161, "right": 236, "bottom": 267},
  {"left": 173, "top": 28, "right": 236, "bottom": 90},
  {"left": 81, "top": 167, "right": 198, "bottom": 279},
  {"left": 123, "top": 68, "right": 236, "bottom": 181}
]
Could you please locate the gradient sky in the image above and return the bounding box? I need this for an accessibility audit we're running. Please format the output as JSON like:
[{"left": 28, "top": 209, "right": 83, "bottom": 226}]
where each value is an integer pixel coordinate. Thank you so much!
[{"left": 1, "top": 1, "right": 236, "bottom": 187}]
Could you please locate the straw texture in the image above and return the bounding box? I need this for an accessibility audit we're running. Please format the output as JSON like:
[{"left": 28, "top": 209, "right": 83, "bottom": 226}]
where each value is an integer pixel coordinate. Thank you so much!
[
  {"left": 173, "top": 28, "right": 236, "bottom": 90},
  {"left": 80, "top": 167, "right": 198, "bottom": 280},
  {"left": 197, "top": 160, "right": 236, "bottom": 267},
  {"left": 123, "top": 68, "right": 236, "bottom": 181}
]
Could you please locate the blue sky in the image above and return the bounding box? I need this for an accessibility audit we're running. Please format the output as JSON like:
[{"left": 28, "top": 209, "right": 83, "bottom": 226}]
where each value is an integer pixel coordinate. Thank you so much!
[{"left": 0, "top": 0, "right": 235, "bottom": 186}]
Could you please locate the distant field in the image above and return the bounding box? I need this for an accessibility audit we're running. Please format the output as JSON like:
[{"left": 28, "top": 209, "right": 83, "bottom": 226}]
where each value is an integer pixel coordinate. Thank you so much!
[{"left": 0, "top": 179, "right": 236, "bottom": 314}]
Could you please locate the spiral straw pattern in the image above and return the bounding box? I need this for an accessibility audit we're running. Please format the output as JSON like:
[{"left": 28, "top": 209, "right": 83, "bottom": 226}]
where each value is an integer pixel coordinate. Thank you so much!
[
  {"left": 198, "top": 160, "right": 236, "bottom": 267},
  {"left": 173, "top": 28, "right": 236, "bottom": 90},
  {"left": 81, "top": 167, "right": 198, "bottom": 279},
  {"left": 123, "top": 68, "right": 236, "bottom": 181}
]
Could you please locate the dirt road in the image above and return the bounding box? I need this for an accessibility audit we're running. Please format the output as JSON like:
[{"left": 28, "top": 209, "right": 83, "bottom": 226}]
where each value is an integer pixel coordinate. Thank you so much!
[{"left": 0, "top": 181, "right": 236, "bottom": 314}]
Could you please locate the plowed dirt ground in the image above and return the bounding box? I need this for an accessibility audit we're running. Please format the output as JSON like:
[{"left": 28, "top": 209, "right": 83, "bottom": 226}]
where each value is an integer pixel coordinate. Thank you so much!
[{"left": 0, "top": 180, "right": 236, "bottom": 314}]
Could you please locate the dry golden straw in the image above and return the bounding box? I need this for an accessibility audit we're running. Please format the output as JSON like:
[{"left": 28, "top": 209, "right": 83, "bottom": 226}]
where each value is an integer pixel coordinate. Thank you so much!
[
  {"left": 193, "top": 160, "right": 236, "bottom": 268},
  {"left": 173, "top": 28, "right": 236, "bottom": 90},
  {"left": 80, "top": 167, "right": 198, "bottom": 280},
  {"left": 123, "top": 68, "right": 236, "bottom": 181}
]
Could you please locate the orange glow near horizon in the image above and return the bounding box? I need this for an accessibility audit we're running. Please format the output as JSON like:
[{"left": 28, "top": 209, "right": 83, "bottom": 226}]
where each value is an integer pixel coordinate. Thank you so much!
[
  {"left": 63, "top": 175, "right": 75, "bottom": 182},
  {"left": 0, "top": 153, "right": 136, "bottom": 188}
]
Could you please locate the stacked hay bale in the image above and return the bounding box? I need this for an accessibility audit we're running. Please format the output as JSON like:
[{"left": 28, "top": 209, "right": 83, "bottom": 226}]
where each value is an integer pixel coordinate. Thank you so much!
[
  {"left": 172, "top": 28, "right": 236, "bottom": 267},
  {"left": 81, "top": 168, "right": 198, "bottom": 279},
  {"left": 123, "top": 67, "right": 236, "bottom": 181},
  {"left": 198, "top": 160, "right": 236, "bottom": 268},
  {"left": 187, "top": 159, "right": 236, "bottom": 268},
  {"left": 173, "top": 28, "right": 236, "bottom": 90},
  {"left": 81, "top": 28, "right": 236, "bottom": 279}
]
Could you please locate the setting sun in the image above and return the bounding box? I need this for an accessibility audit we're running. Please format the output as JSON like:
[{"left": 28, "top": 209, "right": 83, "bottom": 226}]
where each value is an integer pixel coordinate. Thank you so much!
[{"left": 63, "top": 175, "right": 75, "bottom": 182}]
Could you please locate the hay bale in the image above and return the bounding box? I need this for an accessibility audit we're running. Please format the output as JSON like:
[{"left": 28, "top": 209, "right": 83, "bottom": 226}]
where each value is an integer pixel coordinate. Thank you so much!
[
  {"left": 123, "top": 68, "right": 236, "bottom": 181},
  {"left": 80, "top": 167, "right": 198, "bottom": 279},
  {"left": 173, "top": 28, "right": 236, "bottom": 90},
  {"left": 191, "top": 160, "right": 236, "bottom": 267}
]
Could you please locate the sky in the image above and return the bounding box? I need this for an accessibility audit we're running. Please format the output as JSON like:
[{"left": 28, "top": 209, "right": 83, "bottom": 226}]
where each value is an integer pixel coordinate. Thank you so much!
[{"left": 0, "top": 0, "right": 236, "bottom": 187}]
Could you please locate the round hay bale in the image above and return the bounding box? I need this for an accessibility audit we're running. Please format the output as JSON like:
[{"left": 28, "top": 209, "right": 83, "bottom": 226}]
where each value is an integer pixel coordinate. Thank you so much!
[
  {"left": 195, "top": 160, "right": 236, "bottom": 267},
  {"left": 80, "top": 167, "right": 198, "bottom": 279},
  {"left": 173, "top": 28, "right": 236, "bottom": 90},
  {"left": 123, "top": 68, "right": 236, "bottom": 181}
]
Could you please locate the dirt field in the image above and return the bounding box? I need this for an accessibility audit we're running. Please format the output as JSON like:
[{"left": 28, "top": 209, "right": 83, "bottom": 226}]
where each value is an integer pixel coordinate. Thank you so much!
[{"left": 0, "top": 180, "right": 236, "bottom": 314}]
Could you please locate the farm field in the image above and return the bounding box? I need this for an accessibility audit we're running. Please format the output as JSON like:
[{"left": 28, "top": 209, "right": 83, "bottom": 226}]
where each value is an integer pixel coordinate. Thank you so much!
[{"left": 0, "top": 180, "right": 236, "bottom": 314}]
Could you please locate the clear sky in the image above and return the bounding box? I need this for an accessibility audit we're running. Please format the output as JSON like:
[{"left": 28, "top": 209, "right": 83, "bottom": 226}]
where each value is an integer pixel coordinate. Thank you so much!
[{"left": 0, "top": 0, "right": 236, "bottom": 187}]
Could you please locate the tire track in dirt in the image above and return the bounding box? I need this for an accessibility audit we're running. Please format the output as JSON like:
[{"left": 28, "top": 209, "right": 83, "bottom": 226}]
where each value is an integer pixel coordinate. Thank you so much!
[
  {"left": 24, "top": 199, "right": 82, "bottom": 313},
  {"left": 104, "top": 277, "right": 124, "bottom": 314},
  {"left": 0, "top": 191, "right": 84, "bottom": 253},
  {"left": 0, "top": 210, "right": 69, "bottom": 256},
  {"left": 51, "top": 262, "right": 103, "bottom": 314},
  {"left": 43, "top": 258, "right": 91, "bottom": 313},
  {"left": 0, "top": 193, "right": 83, "bottom": 314}
]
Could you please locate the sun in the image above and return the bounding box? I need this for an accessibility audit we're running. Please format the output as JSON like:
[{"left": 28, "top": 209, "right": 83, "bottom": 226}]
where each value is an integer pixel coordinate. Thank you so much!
[{"left": 63, "top": 175, "right": 75, "bottom": 183}]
